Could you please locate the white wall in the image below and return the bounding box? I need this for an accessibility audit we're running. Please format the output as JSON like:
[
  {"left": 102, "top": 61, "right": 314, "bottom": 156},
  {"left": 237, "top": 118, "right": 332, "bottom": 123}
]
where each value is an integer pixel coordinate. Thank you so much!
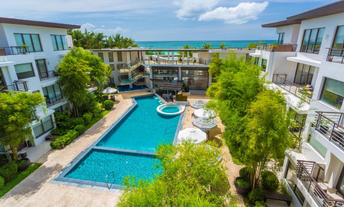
[{"left": 276, "top": 24, "right": 301, "bottom": 44}]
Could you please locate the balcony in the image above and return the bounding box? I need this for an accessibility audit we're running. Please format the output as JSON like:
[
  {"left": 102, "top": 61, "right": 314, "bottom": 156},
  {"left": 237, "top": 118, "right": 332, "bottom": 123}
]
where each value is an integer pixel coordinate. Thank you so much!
[
  {"left": 296, "top": 160, "right": 344, "bottom": 206},
  {"left": 273, "top": 74, "right": 312, "bottom": 103},
  {"left": 327, "top": 48, "right": 344, "bottom": 64},
  {"left": 117, "top": 59, "right": 142, "bottom": 73},
  {"left": 39, "top": 70, "right": 59, "bottom": 81},
  {"left": 118, "top": 72, "right": 143, "bottom": 85},
  {"left": 313, "top": 111, "right": 344, "bottom": 152},
  {"left": 257, "top": 44, "right": 297, "bottom": 52},
  {"left": 143, "top": 58, "right": 211, "bottom": 66},
  {"left": 45, "top": 95, "right": 64, "bottom": 107},
  {"left": 2, "top": 81, "right": 29, "bottom": 92},
  {"left": 0, "top": 46, "right": 30, "bottom": 56}
]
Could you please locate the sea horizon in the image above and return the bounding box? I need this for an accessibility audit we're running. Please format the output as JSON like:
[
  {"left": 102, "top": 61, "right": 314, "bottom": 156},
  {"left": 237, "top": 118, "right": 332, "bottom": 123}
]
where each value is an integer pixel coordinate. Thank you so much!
[{"left": 136, "top": 40, "right": 275, "bottom": 49}]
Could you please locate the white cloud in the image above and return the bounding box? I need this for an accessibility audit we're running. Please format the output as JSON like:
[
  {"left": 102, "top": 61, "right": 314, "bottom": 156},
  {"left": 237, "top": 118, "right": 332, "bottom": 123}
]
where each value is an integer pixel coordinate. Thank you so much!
[
  {"left": 199, "top": 1, "right": 269, "bottom": 24},
  {"left": 173, "top": 0, "right": 219, "bottom": 20},
  {"left": 79, "top": 23, "right": 129, "bottom": 35}
]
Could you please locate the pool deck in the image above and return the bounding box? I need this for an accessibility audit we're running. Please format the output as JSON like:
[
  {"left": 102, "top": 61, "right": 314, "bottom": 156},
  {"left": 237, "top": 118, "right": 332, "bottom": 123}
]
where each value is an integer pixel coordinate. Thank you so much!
[{"left": 0, "top": 94, "right": 132, "bottom": 207}]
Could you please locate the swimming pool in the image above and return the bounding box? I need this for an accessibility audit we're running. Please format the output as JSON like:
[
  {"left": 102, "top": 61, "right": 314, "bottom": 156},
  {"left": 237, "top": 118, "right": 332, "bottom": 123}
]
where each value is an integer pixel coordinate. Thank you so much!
[
  {"left": 54, "top": 95, "right": 185, "bottom": 189},
  {"left": 117, "top": 84, "right": 148, "bottom": 92}
]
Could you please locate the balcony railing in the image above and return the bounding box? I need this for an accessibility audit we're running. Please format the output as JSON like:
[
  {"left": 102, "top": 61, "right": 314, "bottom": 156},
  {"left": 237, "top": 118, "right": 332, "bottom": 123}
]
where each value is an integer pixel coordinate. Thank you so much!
[
  {"left": 272, "top": 74, "right": 312, "bottom": 103},
  {"left": 117, "top": 59, "right": 142, "bottom": 73},
  {"left": 4, "top": 81, "right": 29, "bottom": 91},
  {"left": 327, "top": 48, "right": 344, "bottom": 64},
  {"left": 118, "top": 72, "right": 143, "bottom": 85},
  {"left": 257, "top": 44, "right": 297, "bottom": 52},
  {"left": 45, "top": 95, "right": 64, "bottom": 107},
  {"left": 0, "top": 46, "right": 31, "bottom": 56},
  {"left": 39, "top": 70, "right": 59, "bottom": 80},
  {"left": 314, "top": 111, "right": 344, "bottom": 152},
  {"left": 296, "top": 160, "right": 344, "bottom": 207},
  {"left": 143, "top": 58, "right": 211, "bottom": 66}
]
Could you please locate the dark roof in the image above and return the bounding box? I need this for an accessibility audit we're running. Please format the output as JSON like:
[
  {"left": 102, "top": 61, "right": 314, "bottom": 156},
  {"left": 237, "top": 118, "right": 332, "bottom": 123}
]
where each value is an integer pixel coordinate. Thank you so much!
[
  {"left": 262, "top": 20, "right": 301, "bottom": 28},
  {"left": 262, "top": 0, "right": 344, "bottom": 28},
  {"left": 152, "top": 80, "right": 183, "bottom": 91},
  {"left": 0, "top": 17, "right": 80, "bottom": 29}
]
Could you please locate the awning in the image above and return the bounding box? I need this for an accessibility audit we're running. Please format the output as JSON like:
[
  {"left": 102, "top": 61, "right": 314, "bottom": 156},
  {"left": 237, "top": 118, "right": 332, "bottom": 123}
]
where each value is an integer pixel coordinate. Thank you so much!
[
  {"left": 287, "top": 56, "right": 321, "bottom": 67},
  {"left": 152, "top": 79, "right": 183, "bottom": 91}
]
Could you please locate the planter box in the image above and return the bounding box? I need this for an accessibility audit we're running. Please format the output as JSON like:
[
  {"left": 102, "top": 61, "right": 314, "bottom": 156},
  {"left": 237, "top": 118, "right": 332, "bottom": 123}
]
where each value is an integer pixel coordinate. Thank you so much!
[
  {"left": 17, "top": 158, "right": 30, "bottom": 171},
  {"left": 234, "top": 177, "right": 252, "bottom": 195}
]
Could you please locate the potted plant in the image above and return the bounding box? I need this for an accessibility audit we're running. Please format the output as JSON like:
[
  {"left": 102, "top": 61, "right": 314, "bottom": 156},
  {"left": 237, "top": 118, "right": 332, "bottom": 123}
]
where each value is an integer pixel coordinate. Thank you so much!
[
  {"left": 182, "top": 82, "right": 189, "bottom": 92},
  {"left": 234, "top": 177, "right": 251, "bottom": 195},
  {"left": 17, "top": 158, "right": 30, "bottom": 171},
  {"left": 21, "top": 44, "right": 28, "bottom": 54}
]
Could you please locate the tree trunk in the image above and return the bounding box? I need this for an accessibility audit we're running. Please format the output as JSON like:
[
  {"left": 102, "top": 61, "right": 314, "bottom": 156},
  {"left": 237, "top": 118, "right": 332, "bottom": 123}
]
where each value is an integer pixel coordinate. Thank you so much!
[
  {"left": 10, "top": 145, "right": 18, "bottom": 161},
  {"left": 73, "top": 102, "right": 79, "bottom": 117}
]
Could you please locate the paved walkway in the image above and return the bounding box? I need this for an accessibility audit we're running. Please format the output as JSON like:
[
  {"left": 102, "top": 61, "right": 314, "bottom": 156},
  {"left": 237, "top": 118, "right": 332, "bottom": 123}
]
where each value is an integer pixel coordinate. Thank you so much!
[{"left": 0, "top": 95, "right": 132, "bottom": 207}]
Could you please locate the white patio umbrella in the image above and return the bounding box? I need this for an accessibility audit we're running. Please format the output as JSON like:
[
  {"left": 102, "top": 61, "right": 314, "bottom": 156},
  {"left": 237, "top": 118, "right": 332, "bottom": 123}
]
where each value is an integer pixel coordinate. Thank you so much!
[
  {"left": 194, "top": 109, "right": 216, "bottom": 119},
  {"left": 102, "top": 87, "right": 118, "bottom": 94},
  {"left": 177, "top": 128, "right": 207, "bottom": 144},
  {"left": 193, "top": 117, "right": 217, "bottom": 131},
  {"left": 191, "top": 100, "right": 207, "bottom": 109}
]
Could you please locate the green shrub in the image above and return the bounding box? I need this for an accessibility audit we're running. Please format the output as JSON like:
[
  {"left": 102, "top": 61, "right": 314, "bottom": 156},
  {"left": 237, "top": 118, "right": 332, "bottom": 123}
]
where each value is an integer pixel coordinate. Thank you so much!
[
  {"left": 0, "top": 162, "right": 18, "bottom": 183},
  {"left": 0, "top": 154, "right": 9, "bottom": 168},
  {"left": 92, "top": 103, "right": 102, "bottom": 117},
  {"left": 175, "top": 94, "right": 187, "bottom": 101},
  {"left": 83, "top": 112, "right": 93, "bottom": 124},
  {"left": 70, "top": 117, "right": 85, "bottom": 128},
  {"left": 236, "top": 178, "right": 249, "bottom": 188},
  {"left": 74, "top": 124, "right": 86, "bottom": 135},
  {"left": 239, "top": 167, "right": 252, "bottom": 181},
  {"left": 261, "top": 171, "right": 279, "bottom": 192},
  {"left": 104, "top": 100, "right": 114, "bottom": 110},
  {"left": 0, "top": 176, "right": 4, "bottom": 190},
  {"left": 255, "top": 201, "right": 268, "bottom": 207},
  {"left": 51, "top": 128, "right": 68, "bottom": 136},
  {"left": 249, "top": 188, "right": 264, "bottom": 205},
  {"left": 50, "top": 130, "right": 79, "bottom": 149}
]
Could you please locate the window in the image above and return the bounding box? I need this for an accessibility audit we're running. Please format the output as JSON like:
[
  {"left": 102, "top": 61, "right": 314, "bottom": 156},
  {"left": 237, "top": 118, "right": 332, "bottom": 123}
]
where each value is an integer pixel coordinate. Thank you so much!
[
  {"left": 293, "top": 63, "right": 315, "bottom": 85},
  {"left": 33, "top": 115, "right": 54, "bottom": 138},
  {"left": 117, "top": 52, "right": 123, "bottom": 62},
  {"left": 98, "top": 53, "right": 104, "bottom": 62},
  {"left": 50, "top": 35, "right": 68, "bottom": 51},
  {"left": 108, "top": 52, "right": 114, "bottom": 62},
  {"left": 320, "top": 78, "right": 344, "bottom": 109},
  {"left": 277, "top": 33, "right": 285, "bottom": 44},
  {"left": 35, "top": 59, "right": 48, "bottom": 79},
  {"left": 14, "top": 33, "right": 42, "bottom": 52},
  {"left": 182, "top": 69, "right": 209, "bottom": 90},
  {"left": 43, "top": 84, "right": 63, "bottom": 106},
  {"left": 337, "top": 168, "right": 344, "bottom": 196},
  {"left": 331, "top": 26, "right": 344, "bottom": 56},
  {"left": 15, "top": 63, "right": 35, "bottom": 79},
  {"left": 300, "top": 28, "right": 325, "bottom": 53},
  {"left": 262, "top": 59, "right": 267, "bottom": 70}
]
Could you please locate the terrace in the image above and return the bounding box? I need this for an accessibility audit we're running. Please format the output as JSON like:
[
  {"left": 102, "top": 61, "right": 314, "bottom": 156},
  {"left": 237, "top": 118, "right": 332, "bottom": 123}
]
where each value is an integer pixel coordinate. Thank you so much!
[
  {"left": 2, "top": 80, "right": 29, "bottom": 92},
  {"left": 0, "top": 46, "right": 30, "bottom": 56},
  {"left": 257, "top": 44, "right": 297, "bottom": 52},
  {"left": 272, "top": 74, "right": 312, "bottom": 103},
  {"left": 327, "top": 48, "right": 344, "bottom": 64}
]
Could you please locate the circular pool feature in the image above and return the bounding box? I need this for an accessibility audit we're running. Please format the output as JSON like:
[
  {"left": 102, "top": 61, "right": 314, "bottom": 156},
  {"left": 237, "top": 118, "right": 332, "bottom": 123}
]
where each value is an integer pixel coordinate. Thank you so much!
[{"left": 157, "top": 104, "right": 185, "bottom": 116}]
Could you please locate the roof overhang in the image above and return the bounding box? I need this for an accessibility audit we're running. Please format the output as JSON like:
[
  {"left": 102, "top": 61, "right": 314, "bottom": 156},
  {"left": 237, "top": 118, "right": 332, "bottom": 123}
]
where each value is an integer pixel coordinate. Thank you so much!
[
  {"left": 262, "top": 20, "right": 301, "bottom": 28},
  {"left": 287, "top": 56, "right": 321, "bottom": 68},
  {"left": 0, "top": 17, "right": 80, "bottom": 29}
]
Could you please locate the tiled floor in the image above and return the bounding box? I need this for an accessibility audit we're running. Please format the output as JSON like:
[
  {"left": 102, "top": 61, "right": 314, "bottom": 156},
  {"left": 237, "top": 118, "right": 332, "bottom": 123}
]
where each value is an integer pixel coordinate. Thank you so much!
[{"left": 25, "top": 141, "right": 52, "bottom": 162}]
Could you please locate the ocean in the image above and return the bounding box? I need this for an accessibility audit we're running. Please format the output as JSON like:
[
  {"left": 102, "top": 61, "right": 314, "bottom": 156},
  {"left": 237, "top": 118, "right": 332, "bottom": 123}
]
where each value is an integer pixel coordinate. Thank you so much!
[{"left": 136, "top": 40, "right": 275, "bottom": 49}]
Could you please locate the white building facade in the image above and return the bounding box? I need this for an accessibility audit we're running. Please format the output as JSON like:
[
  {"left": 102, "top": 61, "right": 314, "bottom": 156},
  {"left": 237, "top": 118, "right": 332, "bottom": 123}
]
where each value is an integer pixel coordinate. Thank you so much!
[
  {"left": 0, "top": 17, "right": 79, "bottom": 148},
  {"left": 251, "top": 2, "right": 344, "bottom": 206}
]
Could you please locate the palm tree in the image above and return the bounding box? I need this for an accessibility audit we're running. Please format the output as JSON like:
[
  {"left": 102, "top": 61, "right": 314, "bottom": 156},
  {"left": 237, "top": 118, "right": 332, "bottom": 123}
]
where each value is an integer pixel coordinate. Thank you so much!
[
  {"left": 219, "top": 42, "right": 226, "bottom": 50},
  {"left": 201, "top": 42, "right": 211, "bottom": 49}
]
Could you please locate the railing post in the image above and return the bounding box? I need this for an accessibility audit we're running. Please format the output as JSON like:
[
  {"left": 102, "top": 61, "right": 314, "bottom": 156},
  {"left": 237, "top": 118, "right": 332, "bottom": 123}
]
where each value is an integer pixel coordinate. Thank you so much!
[{"left": 329, "top": 124, "right": 335, "bottom": 142}]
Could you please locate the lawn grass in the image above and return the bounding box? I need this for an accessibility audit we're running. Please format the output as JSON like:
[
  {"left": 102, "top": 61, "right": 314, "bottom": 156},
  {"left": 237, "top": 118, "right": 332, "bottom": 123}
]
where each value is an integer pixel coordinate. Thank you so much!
[
  {"left": 84, "top": 110, "right": 111, "bottom": 131},
  {"left": 0, "top": 163, "right": 42, "bottom": 198}
]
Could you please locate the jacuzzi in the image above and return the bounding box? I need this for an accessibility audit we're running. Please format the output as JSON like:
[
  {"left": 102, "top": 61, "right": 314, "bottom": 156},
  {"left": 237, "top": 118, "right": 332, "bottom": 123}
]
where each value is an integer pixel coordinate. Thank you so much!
[{"left": 157, "top": 104, "right": 185, "bottom": 116}]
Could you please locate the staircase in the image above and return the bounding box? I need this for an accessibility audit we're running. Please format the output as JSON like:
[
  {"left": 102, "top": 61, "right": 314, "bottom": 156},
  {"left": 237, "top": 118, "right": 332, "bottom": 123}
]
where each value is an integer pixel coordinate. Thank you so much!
[
  {"left": 119, "top": 71, "right": 144, "bottom": 85},
  {"left": 117, "top": 59, "right": 143, "bottom": 73}
]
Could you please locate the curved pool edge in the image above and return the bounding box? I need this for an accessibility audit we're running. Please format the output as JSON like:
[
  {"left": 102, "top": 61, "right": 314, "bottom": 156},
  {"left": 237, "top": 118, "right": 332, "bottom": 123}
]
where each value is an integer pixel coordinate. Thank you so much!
[{"left": 157, "top": 104, "right": 185, "bottom": 116}]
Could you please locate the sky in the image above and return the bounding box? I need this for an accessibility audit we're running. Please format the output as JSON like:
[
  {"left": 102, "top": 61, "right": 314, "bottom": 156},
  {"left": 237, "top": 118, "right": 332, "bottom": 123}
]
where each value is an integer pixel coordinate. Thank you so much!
[{"left": 0, "top": 0, "right": 339, "bottom": 41}]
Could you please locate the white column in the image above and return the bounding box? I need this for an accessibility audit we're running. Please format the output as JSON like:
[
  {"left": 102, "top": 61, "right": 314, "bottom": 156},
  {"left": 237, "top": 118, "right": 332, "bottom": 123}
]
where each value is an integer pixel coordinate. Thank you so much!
[
  {"left": 168, "top": 51, "right": 170, "bottom": 63},
  {"left": 187, "top": 52, "right": 190, "bottom": 65},
  {"left": 182, "top": 52, "right": 184, "bottom": 64},
  {"left": 208, "top": 72, "right": 212, "bottom": 88},
  {"left": 149, "top": 66, "right": 153, "bottom": 89},
  {"left": 157, "top": 52, "right": 160, "bottom": 64},
  {"left": 172, "top": 52, "right": 174, "bottom": 65},
  {"left": 126, "top": 52, "right": 130, "bottom": 64},
  {"left": 178, "top": 67, "right": 182, "bottom": 80}
]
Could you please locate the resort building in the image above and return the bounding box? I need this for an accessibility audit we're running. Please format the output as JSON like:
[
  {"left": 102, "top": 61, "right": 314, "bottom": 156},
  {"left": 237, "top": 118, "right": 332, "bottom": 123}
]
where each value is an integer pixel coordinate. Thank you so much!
[
  {"left": 251, "top": 1, "right": 344, "bottom": 206},
  {"left": 90, "top": 48, "right": 253, "bottom": 92},
  {"left": 0, "top": 17, "right": 80, "bottom": 147}
]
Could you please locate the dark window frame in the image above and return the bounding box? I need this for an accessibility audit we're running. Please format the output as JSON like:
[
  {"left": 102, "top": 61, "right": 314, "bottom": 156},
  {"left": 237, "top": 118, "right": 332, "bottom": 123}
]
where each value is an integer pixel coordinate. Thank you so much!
[
  {"left": 42, "top": 84, "right": 63, "bottom": 106},
  {"left": 300, "top": 27, "right": 325, "bottom": 53},
  {"left": 319, "top": 77, "right": 344, "bottom": 109},
  {"left": 117, "top": 52, "right": 123, "bottom": 62},
  {"left": 108, "top": 52, "right": 114, "bottom": 62},
  {"left": 34, "top": 115, "right": 54, "bottom": 138},
  {"left": 98, "top": 53, "right": 104, "bottom": 62},
  {"left": 293, "top": 63, "right": 315, "bottom": 85},
  {"left": 35, "top": 59, "right": 49, "bottom": 80},
  {"left": 277, "top": 33, "right": 285, "bottom": 44},
  {"left": 336, "top": 167, "right": 344, "bottom": 196},
  {"left": 50, "top": 35, "right": 67, "bottom": 51},
  {"left": 14, "top": 33, "right": 43, "bottom": 52},
  {"left": 15, "top": 63, "right": 35, "bottom": 79},
  {"left": 331, "top": 25, "right": 344, "bottom": 57}
]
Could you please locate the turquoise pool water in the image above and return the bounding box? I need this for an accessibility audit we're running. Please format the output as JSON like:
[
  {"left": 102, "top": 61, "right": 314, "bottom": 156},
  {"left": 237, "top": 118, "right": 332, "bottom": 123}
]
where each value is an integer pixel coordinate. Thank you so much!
[
  {"left": 161, "top": 106, "right": 180, "bottom": 113},
  {"left": 65, "top": 149, "right": 161, "bottom": 185},
  {"left": 61, "top": 95, "right": 181, "bottom": 186},
  {"left": 96, "top": 95, "right": 180, "bottom": 152}
]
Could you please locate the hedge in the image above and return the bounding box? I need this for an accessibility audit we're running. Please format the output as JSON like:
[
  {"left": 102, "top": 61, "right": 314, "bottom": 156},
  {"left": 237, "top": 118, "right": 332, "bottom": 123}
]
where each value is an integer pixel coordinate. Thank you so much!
[
  {"left": 83, "top": 112, "right": 93, "bottom": 125},
  {"left": 74, "top": 124, "right": 86, "bottom": 135},
  {"left": 50, "top": 130, "right": 79, "bottom": 149},
  {"left": 261, "top": 171, "right": 279, "bottom": 192},
  {"left": 0, "top": 176, "right": 4, "bottom": 190},
  {"left": 249, "top": 188, "right": 264, "bottom": 205},
  {"left": 104, "top": 100, "right": 114, "bottom": 110},
  {"left": 176, "top": 94, "right": 188, "bottom": 101},
  {"left": 0, "top": 162, "right": 18, "bottom": 183}
]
